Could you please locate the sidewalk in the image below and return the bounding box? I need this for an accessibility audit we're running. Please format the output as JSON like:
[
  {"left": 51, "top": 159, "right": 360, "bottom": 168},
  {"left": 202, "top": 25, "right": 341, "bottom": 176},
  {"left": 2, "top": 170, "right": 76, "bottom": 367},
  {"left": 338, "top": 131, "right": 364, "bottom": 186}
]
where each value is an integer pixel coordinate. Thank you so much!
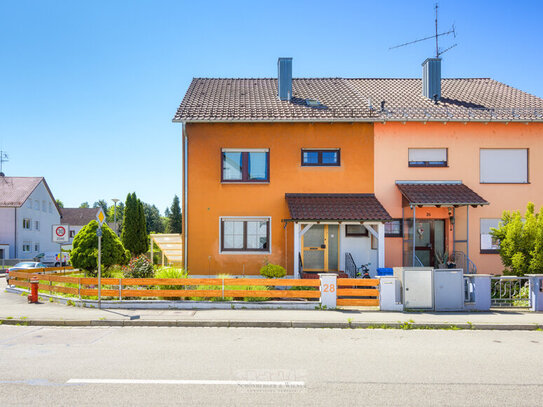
[{"left": 2, "top": 286, "right": 543, "bottom": 330}]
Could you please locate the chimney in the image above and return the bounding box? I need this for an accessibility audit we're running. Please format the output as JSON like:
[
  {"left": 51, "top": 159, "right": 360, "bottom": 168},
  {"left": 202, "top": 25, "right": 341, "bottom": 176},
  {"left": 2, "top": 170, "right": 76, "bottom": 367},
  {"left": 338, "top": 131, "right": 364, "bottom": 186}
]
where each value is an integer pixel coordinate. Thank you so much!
[
  {"left": 422, "top": 57, "right": 441, "bottom": 101},
  {"left": 277, "top": 57, "right": 293, "bottom": 101}
]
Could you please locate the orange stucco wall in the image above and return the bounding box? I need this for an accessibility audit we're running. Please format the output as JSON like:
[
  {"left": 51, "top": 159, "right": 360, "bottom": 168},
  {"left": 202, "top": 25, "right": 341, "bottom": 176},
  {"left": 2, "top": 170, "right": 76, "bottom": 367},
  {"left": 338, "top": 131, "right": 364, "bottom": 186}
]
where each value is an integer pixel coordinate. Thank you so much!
[
  {"left": 185, "top": 122, "right": 374, "bottom": 275},
  {"left": 374, "top": 122, "right": 543, "bottom": 274}
]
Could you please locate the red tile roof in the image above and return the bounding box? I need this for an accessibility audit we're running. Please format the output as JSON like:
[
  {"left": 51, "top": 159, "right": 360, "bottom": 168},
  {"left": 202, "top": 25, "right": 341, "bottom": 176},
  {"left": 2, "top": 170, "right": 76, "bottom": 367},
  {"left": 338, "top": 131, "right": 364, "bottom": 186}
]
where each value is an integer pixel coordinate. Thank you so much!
[
  {"left": 61, "top": 208, "right": 99, "bottom": 226},
  {"left": 0, "top": 176, "right": 43, "bottom": 207},
  {"left": 285, "top": 193, "right": 392, "bottom": 221},
  {"left": 173, "top": 78, "right": 543, "bottom": 122},
  {"left": 396, "top": 182, "right": 489, "bottom": 206}
]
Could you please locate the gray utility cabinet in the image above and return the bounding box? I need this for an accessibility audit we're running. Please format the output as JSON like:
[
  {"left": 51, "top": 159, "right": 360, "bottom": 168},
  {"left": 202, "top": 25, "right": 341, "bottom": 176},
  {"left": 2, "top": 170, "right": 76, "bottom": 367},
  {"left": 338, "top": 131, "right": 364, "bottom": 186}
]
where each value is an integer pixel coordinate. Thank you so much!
[
  {"left": 398, "top": 267, "right": 434, "bottom": 310},
  {"left": 434, "top": 269, "right": 464, "bottom": 311}
]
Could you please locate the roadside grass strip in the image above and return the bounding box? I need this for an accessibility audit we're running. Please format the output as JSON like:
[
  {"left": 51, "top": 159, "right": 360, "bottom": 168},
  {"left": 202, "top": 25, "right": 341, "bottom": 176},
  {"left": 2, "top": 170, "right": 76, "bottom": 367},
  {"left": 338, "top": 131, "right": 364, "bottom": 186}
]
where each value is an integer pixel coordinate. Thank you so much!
[{"left": 67, "top": 378, "right": 305, "bottom": 387}]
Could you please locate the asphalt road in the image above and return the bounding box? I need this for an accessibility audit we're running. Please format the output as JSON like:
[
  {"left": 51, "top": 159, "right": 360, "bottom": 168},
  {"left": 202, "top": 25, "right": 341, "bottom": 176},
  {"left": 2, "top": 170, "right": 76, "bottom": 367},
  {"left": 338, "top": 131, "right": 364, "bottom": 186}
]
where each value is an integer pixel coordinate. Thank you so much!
[{"left": 0, "top": 326, "right": 542, "bottom": 406}]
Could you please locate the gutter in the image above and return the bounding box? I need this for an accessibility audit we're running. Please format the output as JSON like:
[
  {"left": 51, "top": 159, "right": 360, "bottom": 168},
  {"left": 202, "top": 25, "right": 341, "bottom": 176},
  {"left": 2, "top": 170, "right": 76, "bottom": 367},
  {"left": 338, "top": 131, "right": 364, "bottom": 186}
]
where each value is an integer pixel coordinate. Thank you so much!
[{"left": 173, "top": 118, "right": 543, "bottom": 124}]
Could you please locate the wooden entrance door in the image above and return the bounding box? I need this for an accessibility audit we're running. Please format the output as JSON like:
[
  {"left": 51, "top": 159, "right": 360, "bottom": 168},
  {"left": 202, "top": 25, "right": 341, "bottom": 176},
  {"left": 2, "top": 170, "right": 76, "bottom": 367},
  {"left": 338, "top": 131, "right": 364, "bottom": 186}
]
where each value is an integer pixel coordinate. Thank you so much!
[
  {"left": 414, "top": 220, "right": 445, "bottom": 267},
  {"left": 301, "top": 225, "right": 339, "bottom": 272}
]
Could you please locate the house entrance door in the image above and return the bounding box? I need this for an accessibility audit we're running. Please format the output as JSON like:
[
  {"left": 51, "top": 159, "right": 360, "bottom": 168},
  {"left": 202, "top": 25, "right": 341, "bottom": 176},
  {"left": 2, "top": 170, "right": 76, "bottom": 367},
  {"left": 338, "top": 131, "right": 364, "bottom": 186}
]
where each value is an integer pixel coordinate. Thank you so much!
[
  {"left": 301, "top": 225, "right": 339, "bottom": 272},
  {"left": 414, "top": 220, "right": 445, "bottom": 267}
]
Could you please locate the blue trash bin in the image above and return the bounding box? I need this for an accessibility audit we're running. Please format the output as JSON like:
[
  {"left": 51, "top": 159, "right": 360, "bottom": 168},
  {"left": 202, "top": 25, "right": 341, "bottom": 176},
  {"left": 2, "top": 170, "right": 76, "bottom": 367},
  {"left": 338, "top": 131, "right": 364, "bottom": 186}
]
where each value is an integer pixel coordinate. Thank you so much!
[{"left": 377, "top": 267, "right": 393, "bottom": 276}]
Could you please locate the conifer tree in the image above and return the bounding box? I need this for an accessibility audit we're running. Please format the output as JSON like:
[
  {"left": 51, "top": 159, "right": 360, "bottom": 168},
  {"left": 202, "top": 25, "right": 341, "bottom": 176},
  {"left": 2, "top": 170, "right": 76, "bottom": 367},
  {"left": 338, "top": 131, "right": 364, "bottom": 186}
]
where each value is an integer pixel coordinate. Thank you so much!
[{"left": 167, "top": 195, "right": 183, "bottom": 233}]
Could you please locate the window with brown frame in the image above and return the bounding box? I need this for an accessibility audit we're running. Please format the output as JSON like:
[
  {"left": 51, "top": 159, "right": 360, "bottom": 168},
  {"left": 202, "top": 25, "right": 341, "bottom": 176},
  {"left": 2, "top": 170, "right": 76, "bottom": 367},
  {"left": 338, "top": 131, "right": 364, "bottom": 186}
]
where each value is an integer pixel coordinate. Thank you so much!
[
  {"left": 222, "top": 150, "right": 269, "bottom": 182},
  {"left": 220, "top": 218, "right": 270, "bottom": 252},
  {"left": 301, "top": 149, "right": 340, "bottom": 166},
  {"left": 345, "top": 225, "right": 368, "bottom": 237},
  {"left": 408, "top": 148, "right": 448, "bottom": 167},
  {"left": 384, "top": 219, "right": 403, "bottom": 237}
]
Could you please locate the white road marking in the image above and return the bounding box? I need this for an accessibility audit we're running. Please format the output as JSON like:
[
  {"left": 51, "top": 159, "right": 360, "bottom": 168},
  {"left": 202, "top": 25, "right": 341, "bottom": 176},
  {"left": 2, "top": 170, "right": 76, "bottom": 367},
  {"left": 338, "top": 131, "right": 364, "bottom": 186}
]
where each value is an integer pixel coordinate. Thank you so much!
[{"left": 67, "top": 378, "right": 305, "bottom": 387}]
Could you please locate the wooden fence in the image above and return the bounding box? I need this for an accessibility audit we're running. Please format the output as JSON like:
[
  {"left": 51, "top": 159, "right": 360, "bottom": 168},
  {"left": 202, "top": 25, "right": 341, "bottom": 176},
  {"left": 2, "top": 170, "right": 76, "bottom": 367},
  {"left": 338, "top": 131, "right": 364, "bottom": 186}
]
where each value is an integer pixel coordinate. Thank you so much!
[
  {"left": 9, "top": 272, "right": 381, "bottom": 306},
  {"left": 337, "top": 278, "right": 380, "bottom": 306}
]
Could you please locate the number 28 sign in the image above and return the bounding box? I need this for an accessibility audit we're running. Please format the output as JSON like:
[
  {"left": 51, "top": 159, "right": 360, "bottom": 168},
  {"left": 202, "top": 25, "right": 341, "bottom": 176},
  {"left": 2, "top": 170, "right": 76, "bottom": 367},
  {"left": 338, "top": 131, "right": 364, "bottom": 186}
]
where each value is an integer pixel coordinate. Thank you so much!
[{"left": 52, "top": 224, "right": 70, "bottom": 243}]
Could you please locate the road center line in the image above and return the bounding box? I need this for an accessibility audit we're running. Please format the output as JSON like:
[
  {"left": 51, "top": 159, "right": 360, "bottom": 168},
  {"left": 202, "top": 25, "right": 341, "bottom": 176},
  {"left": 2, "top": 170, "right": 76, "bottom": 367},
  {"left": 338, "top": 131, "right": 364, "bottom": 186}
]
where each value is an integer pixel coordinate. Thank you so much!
[{"left": 67, "top": 378, "right": 305, "bottom": 387}]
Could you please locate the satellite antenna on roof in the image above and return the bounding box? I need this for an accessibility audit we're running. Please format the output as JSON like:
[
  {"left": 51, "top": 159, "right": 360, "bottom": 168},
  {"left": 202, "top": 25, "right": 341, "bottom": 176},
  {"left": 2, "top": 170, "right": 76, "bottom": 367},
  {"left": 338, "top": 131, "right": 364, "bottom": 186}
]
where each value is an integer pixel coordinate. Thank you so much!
[
  {"left": 0, "top": 150, "right": 8, "bottom": 176},
  {"left": 389, "top": 3, "right": 457, "bottom": 58}
]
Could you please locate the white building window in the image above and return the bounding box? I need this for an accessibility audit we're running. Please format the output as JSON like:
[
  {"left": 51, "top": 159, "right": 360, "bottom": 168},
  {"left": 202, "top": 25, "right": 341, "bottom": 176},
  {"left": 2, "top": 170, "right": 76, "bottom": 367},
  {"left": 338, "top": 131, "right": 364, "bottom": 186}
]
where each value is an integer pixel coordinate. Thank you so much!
[
  {"left": 49, "top": 202, "right": 52, "bottom": 213},
  {"left": 42, "top": 200, "right": 46, "bottom": 212},
  {"left": 35, "top": 200, "right": 39, "bottom": 210},
  {"left": 480, "top": 149, "right": 528, "bottom": 183},
  {"left": 34, "top": 243, "right": 40, "bottom": 252},
  {"left": 22, "top": 242, "right": 31, "bottom": 253},
  {"left": 481, "top": 219, "right": 501, "bottom": 253},
  {"left": 69, "top": 230, "right": 76, "bottom": 238},
  {"left": 220, "top": 217, "right": 271, "bottom": 253},
  {"left": 23, "top": 218, "right": 31, "bottom": 230},
  {"left": 35, "top": 220, "right": 40, "bottom": 231}
]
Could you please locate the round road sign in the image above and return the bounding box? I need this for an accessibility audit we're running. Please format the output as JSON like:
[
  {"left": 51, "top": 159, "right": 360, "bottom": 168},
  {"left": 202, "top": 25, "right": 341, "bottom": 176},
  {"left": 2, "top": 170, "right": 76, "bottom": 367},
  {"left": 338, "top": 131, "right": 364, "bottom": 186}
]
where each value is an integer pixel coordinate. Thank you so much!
[{"left": 55, "top": 226, "right": 66, "bottom": 237}]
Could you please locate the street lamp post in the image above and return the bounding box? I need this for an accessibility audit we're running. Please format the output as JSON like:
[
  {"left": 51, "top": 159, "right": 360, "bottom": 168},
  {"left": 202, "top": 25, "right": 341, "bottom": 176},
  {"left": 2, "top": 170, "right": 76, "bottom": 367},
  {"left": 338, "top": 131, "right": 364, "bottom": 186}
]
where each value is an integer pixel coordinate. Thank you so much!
[{"left": 112, "top": 198, "right": 120, "bottom": 235}]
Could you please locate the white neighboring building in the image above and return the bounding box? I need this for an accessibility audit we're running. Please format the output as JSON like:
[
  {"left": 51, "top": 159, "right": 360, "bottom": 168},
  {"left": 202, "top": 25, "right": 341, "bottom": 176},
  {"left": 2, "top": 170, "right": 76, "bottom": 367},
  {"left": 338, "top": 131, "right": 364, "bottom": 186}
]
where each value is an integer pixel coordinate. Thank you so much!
[{"left": 0, "top": 176, "right": 62, "bottom": 260}]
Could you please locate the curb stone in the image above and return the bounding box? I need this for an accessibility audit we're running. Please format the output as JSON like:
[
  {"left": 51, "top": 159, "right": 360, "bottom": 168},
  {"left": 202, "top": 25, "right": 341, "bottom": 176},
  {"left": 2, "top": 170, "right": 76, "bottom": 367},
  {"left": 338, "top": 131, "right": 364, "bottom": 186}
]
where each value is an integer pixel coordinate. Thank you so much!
[{"left": 1, "top": 318, "right": 542, "bottom": 330}]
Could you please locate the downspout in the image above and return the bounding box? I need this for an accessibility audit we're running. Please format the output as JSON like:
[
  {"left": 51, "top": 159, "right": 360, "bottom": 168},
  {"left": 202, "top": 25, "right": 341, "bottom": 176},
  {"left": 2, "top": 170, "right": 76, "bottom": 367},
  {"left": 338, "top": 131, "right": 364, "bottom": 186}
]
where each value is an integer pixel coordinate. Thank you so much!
[
  {"left": 14, "top": 207, "right": 17, "bottom": 258},
  {"left": 182, "top": 122, "right": 188, "bottom": 270}
]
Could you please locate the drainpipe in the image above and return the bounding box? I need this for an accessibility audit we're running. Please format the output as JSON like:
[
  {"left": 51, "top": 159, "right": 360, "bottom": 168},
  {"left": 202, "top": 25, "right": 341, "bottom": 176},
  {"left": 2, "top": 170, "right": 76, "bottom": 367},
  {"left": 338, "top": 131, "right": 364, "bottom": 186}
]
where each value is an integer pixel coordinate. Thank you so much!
[
  {"left": 466, "top": 205, "right": 470, "bottom": 273},
  {"left": 182, "top": 122, "right": 188, "bottom": 270},
  {"left": 412, "top": 206, "right": 416, "bottom": 267},
  {"left": 14, "top": 207, "right": 17, "bottom": 258}
]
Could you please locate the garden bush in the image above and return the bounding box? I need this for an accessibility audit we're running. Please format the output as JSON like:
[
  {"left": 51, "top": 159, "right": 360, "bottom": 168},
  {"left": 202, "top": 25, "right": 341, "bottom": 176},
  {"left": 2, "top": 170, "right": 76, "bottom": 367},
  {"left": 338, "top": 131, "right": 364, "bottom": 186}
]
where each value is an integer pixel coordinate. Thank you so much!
[
  {"left": 124, "top": 255, "right": 154, "bottom": 278},
  {"left": 154, "top": 267, "right": 189, "bottom": 300},
  {"left": 259, "top": 263, "right": 286, "bottom": 278},
  {"left": 192, "top": 274, "right": 269, "bottom": 302}
]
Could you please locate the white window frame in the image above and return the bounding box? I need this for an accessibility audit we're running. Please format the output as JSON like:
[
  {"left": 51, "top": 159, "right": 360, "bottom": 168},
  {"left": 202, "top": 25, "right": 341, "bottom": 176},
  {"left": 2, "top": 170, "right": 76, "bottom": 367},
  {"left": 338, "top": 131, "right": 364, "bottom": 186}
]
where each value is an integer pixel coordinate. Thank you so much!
[
  {"left": 34, "top": 243, "right": 40, "bottom": 252},
  {"left": 22, "top": 242, "right": 31, "bottom": 253},
  {"left": 35, "top": 220, "right": 40, "bottom": 231},
  {"left": 23, "top": 218, "right": 32, "bottom": 230},
  {"left": 42, "top": 200, "right": 46, "bottom": 212},
  {"left": 219, "top": 216, "right": 272, "bottom": 254},
  {"left": 480, "top": 148, "right": 528, "bottom": 184}
]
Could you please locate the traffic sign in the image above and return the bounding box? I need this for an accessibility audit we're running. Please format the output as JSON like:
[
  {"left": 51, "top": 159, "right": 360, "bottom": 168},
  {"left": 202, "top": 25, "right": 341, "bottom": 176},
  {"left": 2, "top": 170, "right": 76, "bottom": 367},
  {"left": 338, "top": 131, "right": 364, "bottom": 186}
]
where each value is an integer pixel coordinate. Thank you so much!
[
  {"left": 96, "top": 208, "right": 106, "bottom": 226},
  {"left": 96, "top": 227, "right": 102, "bottom": 237},
  {"left": 52, "top": 224, "right": 70, "bottom": 243}
]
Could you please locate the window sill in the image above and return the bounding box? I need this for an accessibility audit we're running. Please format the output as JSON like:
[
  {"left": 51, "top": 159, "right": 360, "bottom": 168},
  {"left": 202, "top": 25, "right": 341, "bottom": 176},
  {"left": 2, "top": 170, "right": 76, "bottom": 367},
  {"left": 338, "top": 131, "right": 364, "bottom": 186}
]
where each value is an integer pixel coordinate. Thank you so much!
[
  {"left": 220, "top": 251, "right": 271, "bottom": 255},
  {"left": 480, "top": 249, "right": 500, "bottom": 254},
  {"left": 479, "top": 182, "right": 530, "bottom": 185},
  {"left": 408, "top": 164, "right": 449, "bottom": 168},
  {"left": 221, "top": 181, "right": 270, "bottom": 185}
]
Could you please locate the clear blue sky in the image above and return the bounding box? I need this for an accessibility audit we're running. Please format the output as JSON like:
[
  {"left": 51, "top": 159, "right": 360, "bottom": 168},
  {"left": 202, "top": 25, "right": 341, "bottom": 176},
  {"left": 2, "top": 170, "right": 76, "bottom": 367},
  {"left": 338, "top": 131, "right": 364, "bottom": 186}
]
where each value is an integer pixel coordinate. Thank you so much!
[{"left": 1, "top": 0, "right": 542, "bottom": 214}]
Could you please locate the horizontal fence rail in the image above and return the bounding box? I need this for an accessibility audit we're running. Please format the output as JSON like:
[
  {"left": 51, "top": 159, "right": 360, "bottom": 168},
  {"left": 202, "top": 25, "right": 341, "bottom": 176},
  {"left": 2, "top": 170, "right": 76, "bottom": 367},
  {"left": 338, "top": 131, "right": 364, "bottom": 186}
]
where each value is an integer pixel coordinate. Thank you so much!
[
  {"left": 8, "top": 272, "right": 322, "bottom": 302},
  {"left": 490, "top": 276, "right": 531, "bottom": 308},
  {"left": 336, "top": 278, "right": 380, "bottom": 306}
]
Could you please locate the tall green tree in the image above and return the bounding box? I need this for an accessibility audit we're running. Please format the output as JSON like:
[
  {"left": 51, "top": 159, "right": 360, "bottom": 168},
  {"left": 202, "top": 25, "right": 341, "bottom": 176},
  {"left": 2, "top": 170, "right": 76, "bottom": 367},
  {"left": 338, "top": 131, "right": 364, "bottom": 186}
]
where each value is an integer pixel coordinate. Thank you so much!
[
  {"left": 491, "top": 202, "right": 543, "bottom": 276},
  {"left": 79, "top": 202, "right": 90, "bottom": 208},
  {"left": 56, "top": 199, "right": 64, "bottom": 208},
  {"left": 121, "top": 193, "right": 148, "bottom": 256},
  {"left": 143, "top": 203, "right": 164, "bottom": 233},
  {"left": 167, "top": 195, "right": 182, "bottom": 233},
  {"left": 93, "top": 199, "right": 108, "bottom": 214}
]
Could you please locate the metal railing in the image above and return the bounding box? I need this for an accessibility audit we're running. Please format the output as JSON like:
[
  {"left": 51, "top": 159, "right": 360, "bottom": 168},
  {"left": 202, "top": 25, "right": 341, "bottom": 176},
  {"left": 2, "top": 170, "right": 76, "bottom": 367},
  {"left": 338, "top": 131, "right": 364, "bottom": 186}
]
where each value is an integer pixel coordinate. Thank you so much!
[
  {"left": 490, "top": 276, "right": 531, "bottom": 308},
  {"left": 344, "top": 253, "right": 357, "bottom": 279},
  {"left": 453, "top": 251, "right": 477, "bottom": 274}
]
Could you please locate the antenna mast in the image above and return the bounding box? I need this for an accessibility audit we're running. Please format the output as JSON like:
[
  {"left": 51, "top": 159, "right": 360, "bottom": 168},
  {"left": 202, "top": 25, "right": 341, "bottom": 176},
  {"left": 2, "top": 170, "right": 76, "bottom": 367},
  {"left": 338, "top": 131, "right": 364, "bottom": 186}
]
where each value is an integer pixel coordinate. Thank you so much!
[
  {"left": 0, "top": 150, "right": 8, "bottom": 174},
  {"left": 389, "top": 2, "right": 457, "bottom": 58}
]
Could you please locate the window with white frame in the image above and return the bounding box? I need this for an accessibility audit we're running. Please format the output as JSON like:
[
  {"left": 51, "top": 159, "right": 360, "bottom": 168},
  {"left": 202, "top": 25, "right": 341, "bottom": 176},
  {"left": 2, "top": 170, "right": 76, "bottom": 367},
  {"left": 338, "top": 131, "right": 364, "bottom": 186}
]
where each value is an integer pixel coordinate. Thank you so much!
[
  {"left": 22, "top": 242, "right": 31, "bottom": 253},
  {"left": 69, "top": 230, "right": 76, "bottom": 238},
  {"left": 385, "top": 219, "right": 403, "bottom": 237},
  {"left": 480, "top": 149, "right": 528, "bottom": 183},
  {"left": 34, "top": 220, "right": 40, "bottom": 231},
  {"left": 220, "top": 218, "right": 270, "bottom": 252},
  {"left": 23, "top": 218, "right": 31, "bottom": 230},
  {"left": 35, "top": 200, "right": 39, "bottom": 210},
  {"left": 34, "top": 243, "right": 40, "bottom": 252},
  {"left": 42, "top": 200, "right": 46, "bottom": 212},
  {"left": 480, "top": 219, "right": 501, "bottom": 253},
  {"left": 408, "top": 148, "right": 447, "bottom": 167}
]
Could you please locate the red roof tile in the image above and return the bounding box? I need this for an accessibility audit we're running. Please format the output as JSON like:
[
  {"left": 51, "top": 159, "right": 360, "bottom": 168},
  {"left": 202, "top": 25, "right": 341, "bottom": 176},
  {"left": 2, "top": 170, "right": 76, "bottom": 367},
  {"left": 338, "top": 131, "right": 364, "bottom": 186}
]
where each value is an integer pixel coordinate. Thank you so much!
[
  {"left": 396, "top": 182, "right": 489, "bottom": 206},
  {"left": 173, "top": 78, "right": 543, "bottom": 122},
  {"left": 285, "top": 193, "right": 392, "bottom": 221}
]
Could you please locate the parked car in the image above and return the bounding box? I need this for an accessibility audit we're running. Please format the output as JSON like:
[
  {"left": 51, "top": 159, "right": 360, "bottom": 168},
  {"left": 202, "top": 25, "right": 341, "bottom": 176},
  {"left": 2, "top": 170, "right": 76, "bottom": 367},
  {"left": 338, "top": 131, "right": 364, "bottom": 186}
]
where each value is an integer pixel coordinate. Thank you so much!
[
  {"left": 34, "top": 252, "right": 70, "bottom": 267},
  {"left": 5, "top": 261, "right": 47, "bottom": 285}
]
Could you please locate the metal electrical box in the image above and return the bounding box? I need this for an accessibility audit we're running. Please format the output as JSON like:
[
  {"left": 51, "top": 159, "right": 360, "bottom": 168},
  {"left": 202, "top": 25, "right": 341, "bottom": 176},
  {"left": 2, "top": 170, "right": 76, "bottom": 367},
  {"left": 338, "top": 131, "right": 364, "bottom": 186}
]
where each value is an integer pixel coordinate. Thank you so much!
[
  {"left": 434, "top": 269, "right": 464, "bottom": 311},
  {"left": 402, "top": 268, "right": 434, "bottom": 309}
]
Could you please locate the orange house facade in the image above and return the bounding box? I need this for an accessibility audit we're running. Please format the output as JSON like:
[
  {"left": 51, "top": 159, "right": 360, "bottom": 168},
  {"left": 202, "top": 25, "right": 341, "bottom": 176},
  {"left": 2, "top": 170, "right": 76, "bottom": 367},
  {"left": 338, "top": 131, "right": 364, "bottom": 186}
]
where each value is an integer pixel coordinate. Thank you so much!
[{"left": 174, "top": 58, "right": 543, "bottom": 277}]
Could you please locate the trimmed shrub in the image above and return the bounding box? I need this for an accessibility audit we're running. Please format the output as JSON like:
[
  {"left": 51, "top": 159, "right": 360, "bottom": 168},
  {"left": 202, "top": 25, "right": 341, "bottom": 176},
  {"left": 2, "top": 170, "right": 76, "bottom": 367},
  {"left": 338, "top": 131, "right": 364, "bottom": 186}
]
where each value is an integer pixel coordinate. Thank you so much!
[
  {"left": 154, "top": 267, "right": 189, "bottom": 300},
  {"left": 259, "top": 263, "right": 286, "bottom": 279},
  {"left": 125, "top": 255, "right": 154, "bottom": 278}
]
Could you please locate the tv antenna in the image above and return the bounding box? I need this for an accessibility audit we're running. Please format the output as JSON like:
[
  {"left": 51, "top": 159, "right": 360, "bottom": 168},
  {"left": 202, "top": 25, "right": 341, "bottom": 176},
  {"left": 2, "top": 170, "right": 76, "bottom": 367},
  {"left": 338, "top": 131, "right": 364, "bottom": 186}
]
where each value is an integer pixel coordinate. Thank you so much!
[
  {"left": 0, "top": 150, "right": 8, "bottom": 175},
  {"left": 389, "top": 3, "right": 457, "bottom": 58}
]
